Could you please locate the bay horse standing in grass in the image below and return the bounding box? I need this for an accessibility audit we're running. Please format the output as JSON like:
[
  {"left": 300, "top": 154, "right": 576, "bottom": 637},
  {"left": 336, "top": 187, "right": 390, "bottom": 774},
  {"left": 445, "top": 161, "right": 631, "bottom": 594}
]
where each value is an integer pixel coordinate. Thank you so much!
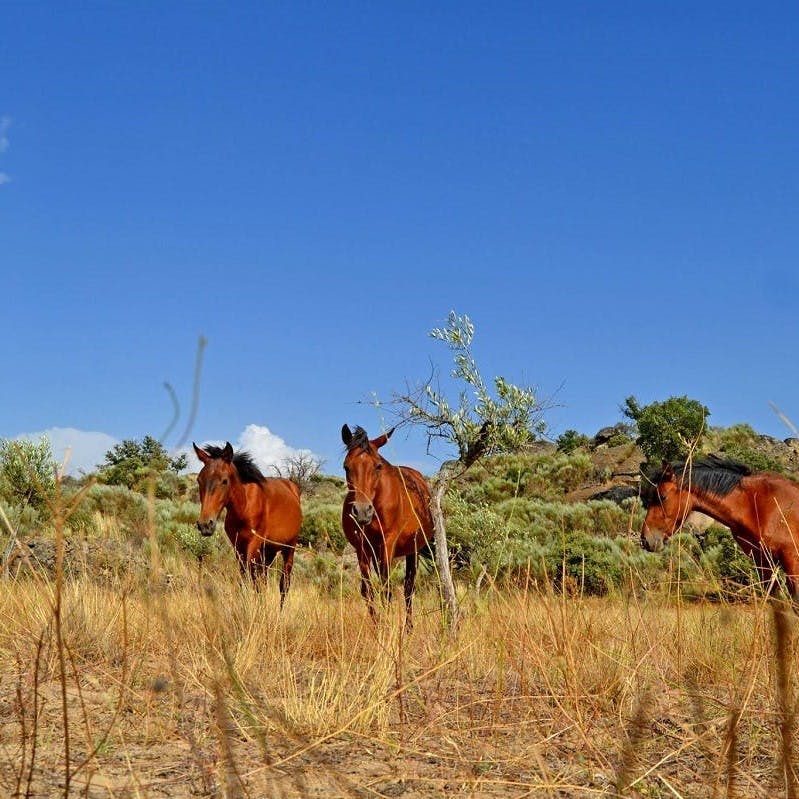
[
  {"left": 341, "top": 424, "right": 433, "bottom": 628},
  {"left": 642, "top": 455, "right": 799, "bottom": 601},
  {"left": 193, "top": 442, "right": 302, "bottom": 606}
]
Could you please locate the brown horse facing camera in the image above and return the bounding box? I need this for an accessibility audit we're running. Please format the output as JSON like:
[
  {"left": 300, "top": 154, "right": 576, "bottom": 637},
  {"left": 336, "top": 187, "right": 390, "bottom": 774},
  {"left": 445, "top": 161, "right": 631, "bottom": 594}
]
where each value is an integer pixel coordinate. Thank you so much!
[
  {"left": 193, "top": 442, "right": 302, "bottom": 606},
  {"left": 642, "top": 455, "right": 799, "bottom": 601},
  {"left": 341, "top": 424, "right": 433, "bottom": 628}
]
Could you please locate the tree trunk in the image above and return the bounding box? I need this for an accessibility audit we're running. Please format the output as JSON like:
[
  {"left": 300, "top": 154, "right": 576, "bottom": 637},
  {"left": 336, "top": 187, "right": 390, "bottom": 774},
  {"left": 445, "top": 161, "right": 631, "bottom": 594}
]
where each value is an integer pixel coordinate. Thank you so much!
[{"left": 431, "top": 461, "right": 460, "bottom": 631}]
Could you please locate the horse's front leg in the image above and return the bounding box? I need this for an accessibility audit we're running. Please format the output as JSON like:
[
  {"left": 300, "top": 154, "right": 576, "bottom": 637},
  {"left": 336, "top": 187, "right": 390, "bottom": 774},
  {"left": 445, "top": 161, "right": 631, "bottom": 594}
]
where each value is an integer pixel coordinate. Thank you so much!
[
  {"left": 356, "top": 547, "right": 377, "bottom": 620},
  {"left": 749, "top": 545, "right": 779, "bottom": 597},
  {"left": 234, "top": 544, "right": 249, "bottom": 578},
  {"left": 403, "top": 552, "right": 418, "bottom": 631},
  {"left": 377, "top": 544, "right": 393, "bottom": 608},
  {"left": 247, "top": 542, "right": 277, "bottom": 586}
]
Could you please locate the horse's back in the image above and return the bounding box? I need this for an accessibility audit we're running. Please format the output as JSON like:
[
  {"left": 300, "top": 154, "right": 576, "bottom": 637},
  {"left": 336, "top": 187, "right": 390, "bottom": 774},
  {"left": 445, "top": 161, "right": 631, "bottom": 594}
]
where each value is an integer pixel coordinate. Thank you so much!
[
  {"left": 256, "top": 477, "right": 303, "bottom": 543},
  {"left": 395, "top": 465, "right": 433, "bottom": 554},
  {"left": 398, "top": 466, "right": 432, "bottom": 512}
]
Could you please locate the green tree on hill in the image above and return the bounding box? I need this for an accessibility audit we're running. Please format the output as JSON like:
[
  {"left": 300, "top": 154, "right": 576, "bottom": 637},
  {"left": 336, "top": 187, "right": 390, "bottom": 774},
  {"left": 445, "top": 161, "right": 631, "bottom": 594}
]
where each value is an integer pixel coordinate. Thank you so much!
[
  {"left": 99, "top": 436, "right": 187, "bottom": 490},
  {"left": 556, "top": 429, "right": 591, "bottom": 454},
  {"left": 623, "top": 395, "right": 709, "bottom": 462}
]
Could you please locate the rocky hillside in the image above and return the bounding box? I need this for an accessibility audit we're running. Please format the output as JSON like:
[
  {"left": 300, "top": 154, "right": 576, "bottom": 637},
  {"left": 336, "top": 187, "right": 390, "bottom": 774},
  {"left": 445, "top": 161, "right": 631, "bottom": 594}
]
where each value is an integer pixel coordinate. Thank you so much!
[{"left": 562, "top": 422, "right": 799, "bottom": 505}]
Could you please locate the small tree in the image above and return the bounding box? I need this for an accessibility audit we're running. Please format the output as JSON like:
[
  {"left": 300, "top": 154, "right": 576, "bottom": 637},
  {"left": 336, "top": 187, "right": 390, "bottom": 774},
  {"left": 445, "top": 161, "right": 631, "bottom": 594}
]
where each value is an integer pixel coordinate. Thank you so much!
[
  {"left": 99, "top": 435, "right": 187, "bottom": 490},
  {"left": 0, "top": 437, "right": 57, "bottom": 510},
  {"left": 392, "top": 311, "right": 548, "bottom": 628},
  {"left": 273, "top": 452, "right": 325, "bottom": 495},
  {"left": 556, "top": 429, "right": 591, "bottom": 454},
  {"left": 623, "top": 395, "right": 709, "bottom": 462}
]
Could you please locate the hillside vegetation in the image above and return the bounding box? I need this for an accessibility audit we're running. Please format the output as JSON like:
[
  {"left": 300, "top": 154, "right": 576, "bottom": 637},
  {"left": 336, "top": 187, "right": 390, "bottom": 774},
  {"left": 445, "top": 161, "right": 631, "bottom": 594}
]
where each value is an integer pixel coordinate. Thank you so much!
[
  {"left": 2, "top": 420, "right": 799, "bottom": 796},
  {"left": 4, "top": 421, "right": 799, "bottom": 601}
]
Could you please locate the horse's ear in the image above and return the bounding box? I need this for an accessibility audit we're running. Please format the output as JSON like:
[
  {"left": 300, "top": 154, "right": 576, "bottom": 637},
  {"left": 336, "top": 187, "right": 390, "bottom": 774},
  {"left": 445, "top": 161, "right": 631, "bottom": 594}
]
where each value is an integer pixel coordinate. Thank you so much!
[
  {"left": 341, "top": 424, "right": 353, "bottom": 448},
  {"left": 661, "top": 460, "right": 675, "bottom": 480},
  {"left": 193, "top": 443, "right": 211, "bottom": 465},
  {"left": 221, "top": 442, "right": 234, "bottom": 463},
  {"left": 371, "top": 426, "right": 395, "bottom": 450}
]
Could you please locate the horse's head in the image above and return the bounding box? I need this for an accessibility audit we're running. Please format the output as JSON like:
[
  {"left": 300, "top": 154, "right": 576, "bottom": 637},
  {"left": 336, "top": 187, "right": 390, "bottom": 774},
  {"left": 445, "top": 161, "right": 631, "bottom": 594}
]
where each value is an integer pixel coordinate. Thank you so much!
[
  {"left": 641, "top": 462, "right": 691, "bottom": 551},
  {"left": 341, "top": 424, "right": 394, "bottom": 527},
  {"left": 193, "top": 442, "right": 236, "bottom": 536}
]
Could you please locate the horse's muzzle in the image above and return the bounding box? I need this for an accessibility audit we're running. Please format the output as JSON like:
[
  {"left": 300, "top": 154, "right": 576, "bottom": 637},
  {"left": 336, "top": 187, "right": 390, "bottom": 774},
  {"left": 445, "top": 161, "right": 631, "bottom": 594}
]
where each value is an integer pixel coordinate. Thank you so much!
[
  {"left": 351, "top": 503, "right": 375, "bottom": 527},
  {"left": 641, "top": 529, "right": 664, "bottom": 552},
  {"left": 196, "top": 519, "right": 216, "bottom": 537}
]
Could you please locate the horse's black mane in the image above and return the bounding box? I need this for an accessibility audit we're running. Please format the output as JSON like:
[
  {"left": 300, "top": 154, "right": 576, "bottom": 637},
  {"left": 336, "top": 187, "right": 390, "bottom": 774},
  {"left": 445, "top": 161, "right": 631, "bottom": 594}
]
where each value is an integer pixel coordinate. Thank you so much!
[
  {"left": 203, "top": 444, "right": 266, "bottom": 484},
  {"left": 641, "top": 454, "right": 752, "bottom": 507},
  {"left": 347, "top": 426, "right": 371, "bottom": 453}
]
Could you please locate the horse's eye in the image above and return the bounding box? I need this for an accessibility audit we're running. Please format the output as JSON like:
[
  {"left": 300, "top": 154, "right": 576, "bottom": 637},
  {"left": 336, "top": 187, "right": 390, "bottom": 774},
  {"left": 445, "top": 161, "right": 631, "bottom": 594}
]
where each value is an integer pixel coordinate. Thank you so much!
[
  {"left": 222, "top": 478, "right": 228, "bottom": 486},
  {"left": 375, "top": 463, "right": 382, "bottom": 471}
]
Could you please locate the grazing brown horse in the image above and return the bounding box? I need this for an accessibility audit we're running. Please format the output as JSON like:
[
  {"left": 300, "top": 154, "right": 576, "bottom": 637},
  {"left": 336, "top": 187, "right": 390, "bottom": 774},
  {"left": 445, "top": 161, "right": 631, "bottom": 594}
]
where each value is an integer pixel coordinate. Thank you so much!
[
  {"left": 341, "top": 424, "right": 433, "bottom": 627},
  {"left": 193, "top": 442, "right": 302, "bottom": 606},
  {"left": 642, "top": 455, "right": 799, "bottom": 600}
]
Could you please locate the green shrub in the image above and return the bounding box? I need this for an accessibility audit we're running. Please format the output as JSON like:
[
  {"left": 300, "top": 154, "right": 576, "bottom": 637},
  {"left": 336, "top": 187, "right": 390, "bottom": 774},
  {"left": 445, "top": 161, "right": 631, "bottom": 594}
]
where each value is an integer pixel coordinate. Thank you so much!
[
  {"left": 624, "top": 395, "right": 709, "bottom": 462},
  {"left": 699, "top": 525, "right": 758, "bottom": 591},
  {"left": 457, "top": 453, "right": 534, "bottom": 503},
  {"left": 168, "top": 521, "right": 220, "bottom": 561},
  {"left": 524, "top": 452, "right": 595, "bottom": 499},
  {"left": 61, "top": 487, "right": 99, "bottom": 536},
  {"left": 98, "top": 436, "right": 187, "bottom": 493},
  {"left": 0, "top": 437, "right": 56, "bottom": 511},
  {"left": 606, "top": 430, "right": 635, "bottom": 447},
  {"left": 1, "top": 503, "right": 49, "bottom": 538},
  {"left": 293, "top": 550, "right": 355, "bottom": 594},
  {"left": 714, "top": 446, "right": 784, "bottom": 474},
  {"left": 444, "top": 493, "right": 648, "bottom": 593},
  {"left": 83, "top": 484, "right": 150, "bottom": 541},
  {"left": 556, "top": 430, "right": 591, "bottom": 454},
  {"left": 299, "top": 502, "right": 347, "bottom": 553}
]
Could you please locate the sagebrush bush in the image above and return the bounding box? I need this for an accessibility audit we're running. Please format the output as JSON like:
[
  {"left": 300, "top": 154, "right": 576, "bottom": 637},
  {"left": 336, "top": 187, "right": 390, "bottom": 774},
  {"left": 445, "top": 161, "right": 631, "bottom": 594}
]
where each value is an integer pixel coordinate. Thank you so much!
[
  {"left": 699, "top": 525, "right": 759, "bottom": 592},
  {"left": 83, "top": 484, "right": 150, "bottom": 541},
  {"left": 444, "top": 493, "right": 649, "bottom": 593},
  {"left": 458, "top": 449, "right": 598, "bottom": 504},
  {"left": 0, "top": 437, "right": 56, "bottom": 511},
  {"left": 299, "top": 502, "right": 347, "bottom": 553},
  {"left": 293, "top": 550, "right": 355, "bottom": 594}
]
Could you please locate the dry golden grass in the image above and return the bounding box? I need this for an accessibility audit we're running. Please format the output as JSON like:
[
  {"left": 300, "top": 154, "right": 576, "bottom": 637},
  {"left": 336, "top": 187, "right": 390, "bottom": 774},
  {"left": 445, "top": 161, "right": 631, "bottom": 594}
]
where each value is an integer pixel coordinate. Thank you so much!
[{"left": 0, "top": 550, "right": 798, "bottom": 799}]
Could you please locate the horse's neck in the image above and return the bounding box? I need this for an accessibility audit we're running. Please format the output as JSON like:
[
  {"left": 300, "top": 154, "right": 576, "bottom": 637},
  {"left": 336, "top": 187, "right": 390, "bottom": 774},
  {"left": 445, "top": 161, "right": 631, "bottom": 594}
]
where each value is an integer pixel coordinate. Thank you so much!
[
  {"left": 374, "top": 465, "right": 403, "bottom": 516},
  {"left": 685, "top": 487, "right": 747, "bottom": 531},
  {"left": 225, "top": 481, "right": 251, "bottom": 526}
]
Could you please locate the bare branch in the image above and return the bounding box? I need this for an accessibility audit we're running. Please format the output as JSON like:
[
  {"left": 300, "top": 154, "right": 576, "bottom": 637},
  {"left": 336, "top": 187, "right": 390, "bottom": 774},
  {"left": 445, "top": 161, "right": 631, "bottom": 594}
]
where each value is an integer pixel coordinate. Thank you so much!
[{"left": 273, "top": 452, "right": 325, "bottom": 495}]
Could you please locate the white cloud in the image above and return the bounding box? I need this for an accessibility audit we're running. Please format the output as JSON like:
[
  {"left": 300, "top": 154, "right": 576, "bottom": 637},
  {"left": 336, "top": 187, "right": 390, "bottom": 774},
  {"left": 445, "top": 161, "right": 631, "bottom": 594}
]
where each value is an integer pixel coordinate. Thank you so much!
[
  {"left": 10, "top": 423, "right": 319, "bottom": 479},
  {"left": 16, "top": 428, "right": 119, "bottom": 476},
  {"left": 187, "top": 424, "right": 318, "bottom": 475}
]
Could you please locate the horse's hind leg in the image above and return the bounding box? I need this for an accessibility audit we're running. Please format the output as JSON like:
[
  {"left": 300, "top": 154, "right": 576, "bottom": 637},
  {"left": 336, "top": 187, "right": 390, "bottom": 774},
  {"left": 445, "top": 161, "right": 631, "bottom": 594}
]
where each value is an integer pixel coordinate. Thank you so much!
[
  {"left": 404, "top": 552, "right": 418, "bottom": 631},
  {"left": 777, "top": 548, "right": 799, "bottom": 611},
  {"left": 279, "top": 546, "right": 295, "bottom": 609}
]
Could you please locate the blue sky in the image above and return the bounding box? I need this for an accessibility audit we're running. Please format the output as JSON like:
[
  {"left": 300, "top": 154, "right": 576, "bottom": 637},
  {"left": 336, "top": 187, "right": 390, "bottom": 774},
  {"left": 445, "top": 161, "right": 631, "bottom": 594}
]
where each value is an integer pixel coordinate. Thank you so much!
[{"left": 2, "top": 2, "right": 798, "bottom": 474}]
